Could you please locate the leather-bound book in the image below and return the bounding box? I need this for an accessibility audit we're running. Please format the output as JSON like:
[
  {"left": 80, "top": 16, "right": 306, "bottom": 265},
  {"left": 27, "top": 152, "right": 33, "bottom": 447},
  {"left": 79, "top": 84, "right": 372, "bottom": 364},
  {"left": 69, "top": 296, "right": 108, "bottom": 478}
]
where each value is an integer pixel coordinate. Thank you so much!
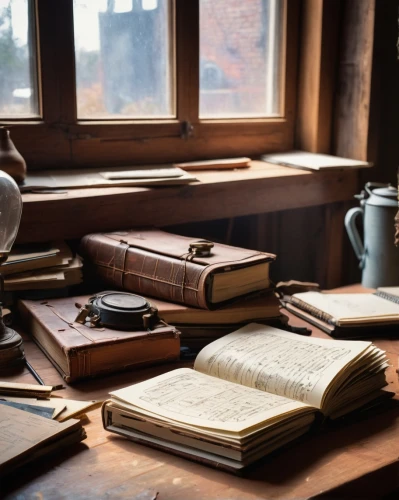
[
  {"left": 18, "top": 295, "right": 180, "bottom": 383},
  {"left": 79, "top": 229, "right": 276, "bottom": 309},
  {"left": 148, "top": 291, "right": 282, "bottom": 350}
]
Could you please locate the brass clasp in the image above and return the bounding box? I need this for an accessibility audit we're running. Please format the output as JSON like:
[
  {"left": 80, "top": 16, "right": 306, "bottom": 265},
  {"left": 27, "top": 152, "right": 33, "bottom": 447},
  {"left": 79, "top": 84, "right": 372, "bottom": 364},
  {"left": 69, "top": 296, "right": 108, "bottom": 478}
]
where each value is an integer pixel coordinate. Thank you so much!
[{"left": 188, "top": 240, "right": 214, "bottom": 257}]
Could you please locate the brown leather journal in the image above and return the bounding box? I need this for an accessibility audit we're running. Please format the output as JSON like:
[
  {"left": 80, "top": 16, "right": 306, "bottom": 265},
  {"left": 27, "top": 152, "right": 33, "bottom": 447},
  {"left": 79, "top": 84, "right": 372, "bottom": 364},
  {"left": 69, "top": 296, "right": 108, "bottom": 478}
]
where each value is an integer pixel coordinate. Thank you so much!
[
  {"left": 79, "top": 229, "right": 276, "bottom": 309},
  {"left": 18, "top": 296, "right": 180, "bottom": 383}
]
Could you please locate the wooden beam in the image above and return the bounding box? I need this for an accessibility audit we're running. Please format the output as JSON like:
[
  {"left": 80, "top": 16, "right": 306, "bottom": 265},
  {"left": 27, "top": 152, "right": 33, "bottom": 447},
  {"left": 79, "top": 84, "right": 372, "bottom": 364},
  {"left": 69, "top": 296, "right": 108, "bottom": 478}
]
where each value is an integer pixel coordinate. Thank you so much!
[
  {"left": 333, "top": 0, "right": 376, "bottom": 161},
  {"left": 296, "top": 0, "right": 341, "bottom": 153}
]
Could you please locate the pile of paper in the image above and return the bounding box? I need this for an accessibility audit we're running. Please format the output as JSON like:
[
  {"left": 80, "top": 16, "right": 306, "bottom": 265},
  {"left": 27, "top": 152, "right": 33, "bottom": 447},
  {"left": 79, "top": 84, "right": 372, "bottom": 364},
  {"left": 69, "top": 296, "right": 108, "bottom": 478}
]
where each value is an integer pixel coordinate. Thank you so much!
[
  {"left": 2, "top": 241, "right": 83, "bottom": 292},
  {"left": 0, "top": 381, "right": 101, "bottom": 421}
]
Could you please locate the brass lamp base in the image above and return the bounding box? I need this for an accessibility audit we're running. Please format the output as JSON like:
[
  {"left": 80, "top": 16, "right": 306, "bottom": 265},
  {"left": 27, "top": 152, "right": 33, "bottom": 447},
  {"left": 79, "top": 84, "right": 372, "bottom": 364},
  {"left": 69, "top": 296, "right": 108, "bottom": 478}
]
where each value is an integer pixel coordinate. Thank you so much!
[{"left": 0, "top": 318, "right": 25, "bottom": 370}]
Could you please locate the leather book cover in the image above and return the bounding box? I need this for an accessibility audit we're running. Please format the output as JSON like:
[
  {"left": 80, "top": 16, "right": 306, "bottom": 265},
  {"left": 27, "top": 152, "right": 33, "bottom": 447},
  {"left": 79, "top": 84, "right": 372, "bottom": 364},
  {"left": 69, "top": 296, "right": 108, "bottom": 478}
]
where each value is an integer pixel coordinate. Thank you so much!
[
  {"left": 79, "top": 228, "right": 275, "bottom": 309},
  {"left": 18, "top": 295, "right": 180, "bottom": 383}
]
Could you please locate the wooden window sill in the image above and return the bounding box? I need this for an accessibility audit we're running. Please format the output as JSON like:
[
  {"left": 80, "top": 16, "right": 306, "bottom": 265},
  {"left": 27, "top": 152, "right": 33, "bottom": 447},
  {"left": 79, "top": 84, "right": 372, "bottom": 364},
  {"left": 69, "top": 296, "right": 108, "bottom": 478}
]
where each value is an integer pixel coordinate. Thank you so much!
[{"left": 18, "top": 161, "right": 359, "bottom": 243}]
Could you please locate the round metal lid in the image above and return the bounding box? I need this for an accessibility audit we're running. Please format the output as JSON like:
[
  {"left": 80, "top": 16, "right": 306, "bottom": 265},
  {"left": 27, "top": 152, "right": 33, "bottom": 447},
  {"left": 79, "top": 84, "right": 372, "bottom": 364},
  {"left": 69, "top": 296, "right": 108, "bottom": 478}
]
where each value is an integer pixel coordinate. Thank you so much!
[
  {"left": 372, "top": 186, "right": 398, "bottom": 198},
  {"left": 101, "top": 292, "right": 149, "bottom": 310},
  {"left": 368, "top": 186, "right": 398, "bottom": 207}
]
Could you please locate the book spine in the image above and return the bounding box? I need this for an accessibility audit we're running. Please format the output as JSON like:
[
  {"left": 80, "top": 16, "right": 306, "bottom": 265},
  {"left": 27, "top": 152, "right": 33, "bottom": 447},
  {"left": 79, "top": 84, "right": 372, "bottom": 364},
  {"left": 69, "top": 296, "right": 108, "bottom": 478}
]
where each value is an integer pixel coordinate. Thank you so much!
[
  {"left": 374, "top": 291, "right": 399, "bottom": 305},
  {"left": 285, "top": 296, "right": 337, "bottom": 326}
]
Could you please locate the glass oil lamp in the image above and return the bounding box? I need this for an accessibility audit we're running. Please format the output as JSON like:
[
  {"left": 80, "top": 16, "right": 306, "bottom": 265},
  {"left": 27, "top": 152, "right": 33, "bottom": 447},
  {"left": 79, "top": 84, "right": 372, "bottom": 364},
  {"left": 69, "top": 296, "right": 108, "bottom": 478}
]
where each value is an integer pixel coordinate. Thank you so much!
[{"left": 0, "top": 170, "right": 24, "bottom": 370}]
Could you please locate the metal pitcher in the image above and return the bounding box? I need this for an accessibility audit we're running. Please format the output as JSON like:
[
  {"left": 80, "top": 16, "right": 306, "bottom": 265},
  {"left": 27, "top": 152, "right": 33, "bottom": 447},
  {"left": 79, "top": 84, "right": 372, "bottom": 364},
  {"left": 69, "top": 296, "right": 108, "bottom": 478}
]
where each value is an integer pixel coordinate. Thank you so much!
[{"left": 345, "top": 182, "right": 399, "bottom": 288}]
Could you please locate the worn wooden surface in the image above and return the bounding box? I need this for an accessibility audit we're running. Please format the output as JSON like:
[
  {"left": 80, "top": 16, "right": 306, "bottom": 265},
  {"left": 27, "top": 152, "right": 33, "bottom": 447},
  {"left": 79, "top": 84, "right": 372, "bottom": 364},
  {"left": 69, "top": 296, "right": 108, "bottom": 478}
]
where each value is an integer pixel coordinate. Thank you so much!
[
  {"left": 1, "top": 296, "right": 399, "bottom": 499},
  {"left": 17, "top": 161, "right": 360, "bottom": 243}
]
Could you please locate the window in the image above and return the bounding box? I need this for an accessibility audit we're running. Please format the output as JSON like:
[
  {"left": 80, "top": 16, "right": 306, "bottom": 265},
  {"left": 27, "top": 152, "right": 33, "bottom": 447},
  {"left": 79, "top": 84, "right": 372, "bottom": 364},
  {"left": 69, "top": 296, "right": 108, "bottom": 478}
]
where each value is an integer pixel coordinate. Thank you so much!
[
  {"left": 74, "top": 0, "right": 174, "bottom": 119},
  {"left": 1, "top": 0, "right": 299, "bottom": 168},
  {"left": 199, "top": 0, "right": 284, "bottom": 118},
  {"left": 0, "top": 0, "right": 38, "bottom": 117}
]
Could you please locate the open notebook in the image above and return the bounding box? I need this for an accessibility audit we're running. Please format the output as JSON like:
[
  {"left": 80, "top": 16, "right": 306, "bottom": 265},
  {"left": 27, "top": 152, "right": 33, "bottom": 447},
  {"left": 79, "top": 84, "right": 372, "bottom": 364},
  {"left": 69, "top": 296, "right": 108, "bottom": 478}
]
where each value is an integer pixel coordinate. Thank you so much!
[{"left": 102, "top": 323, "right": 390, "bottom": 472}]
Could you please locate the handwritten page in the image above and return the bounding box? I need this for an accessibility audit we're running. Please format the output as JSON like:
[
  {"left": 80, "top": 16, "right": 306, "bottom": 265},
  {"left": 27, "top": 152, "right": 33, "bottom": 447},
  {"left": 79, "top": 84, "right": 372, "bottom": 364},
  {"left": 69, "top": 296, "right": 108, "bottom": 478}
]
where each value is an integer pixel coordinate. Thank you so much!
[
  {"left": 110, "top": 368, "right": 312, "bottom": 434},
  {"left": 0, "top": 405, "right": 79, "bottom": 467},
  {"left": 293, "top": 292, "right": 399, "bottom": 324},
  {"left": 194, "top": 323, "right": 372, "bottom": 408}
]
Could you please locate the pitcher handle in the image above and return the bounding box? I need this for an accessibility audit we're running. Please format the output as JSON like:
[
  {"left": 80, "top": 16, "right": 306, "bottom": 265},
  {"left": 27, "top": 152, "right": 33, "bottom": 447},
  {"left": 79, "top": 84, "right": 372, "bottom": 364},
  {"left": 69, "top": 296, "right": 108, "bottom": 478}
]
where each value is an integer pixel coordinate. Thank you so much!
[{"left": 344, "top": 207, "right": 365, "bottom": 266}]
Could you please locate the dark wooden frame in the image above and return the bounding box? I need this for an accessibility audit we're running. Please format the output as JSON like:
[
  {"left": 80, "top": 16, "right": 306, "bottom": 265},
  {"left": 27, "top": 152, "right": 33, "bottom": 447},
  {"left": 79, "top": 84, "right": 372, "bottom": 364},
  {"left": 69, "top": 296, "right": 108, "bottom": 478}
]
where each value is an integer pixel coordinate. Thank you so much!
[{"left": 3, "top": 0, "right": 300, "bottom": 169}]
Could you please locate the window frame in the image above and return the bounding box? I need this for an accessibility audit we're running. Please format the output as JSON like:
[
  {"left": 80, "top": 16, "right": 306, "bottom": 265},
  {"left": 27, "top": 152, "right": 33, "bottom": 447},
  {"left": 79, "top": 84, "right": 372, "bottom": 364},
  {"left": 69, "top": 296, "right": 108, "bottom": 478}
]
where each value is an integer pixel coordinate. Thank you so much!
[{"left": 3, "top": 0, "right": 300, "bottom": 169}]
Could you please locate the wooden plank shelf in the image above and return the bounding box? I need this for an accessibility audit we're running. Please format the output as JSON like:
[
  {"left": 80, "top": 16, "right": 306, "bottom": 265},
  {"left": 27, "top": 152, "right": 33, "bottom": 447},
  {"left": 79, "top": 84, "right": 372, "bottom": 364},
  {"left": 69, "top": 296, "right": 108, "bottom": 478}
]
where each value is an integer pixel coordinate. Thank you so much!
[{"left": 18, "top": 161, "right": 359, "bottom": 243}]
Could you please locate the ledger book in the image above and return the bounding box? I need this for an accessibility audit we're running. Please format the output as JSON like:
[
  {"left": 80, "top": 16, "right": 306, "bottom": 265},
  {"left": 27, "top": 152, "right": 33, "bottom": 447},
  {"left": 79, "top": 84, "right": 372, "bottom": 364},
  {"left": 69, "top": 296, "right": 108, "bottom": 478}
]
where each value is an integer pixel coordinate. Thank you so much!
[
  {"left": 79, "top": 228, "right": 275, "bottom": 309},
  {"left": 282, "top": 289, "right": 399, "bottom": 337},
  {"left": 102, "top": 323, "right": 389, "bottom": 472},
  {"left": 18, "top": 295, "right": 180, "bottom": 383}
]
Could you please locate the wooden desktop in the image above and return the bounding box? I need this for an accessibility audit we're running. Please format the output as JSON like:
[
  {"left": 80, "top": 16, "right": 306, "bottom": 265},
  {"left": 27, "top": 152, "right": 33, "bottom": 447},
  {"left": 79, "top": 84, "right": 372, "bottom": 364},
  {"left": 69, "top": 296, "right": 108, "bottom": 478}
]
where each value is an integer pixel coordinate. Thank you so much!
[{"left": 1, "top": 302, "right": 399, "bottom": 500}]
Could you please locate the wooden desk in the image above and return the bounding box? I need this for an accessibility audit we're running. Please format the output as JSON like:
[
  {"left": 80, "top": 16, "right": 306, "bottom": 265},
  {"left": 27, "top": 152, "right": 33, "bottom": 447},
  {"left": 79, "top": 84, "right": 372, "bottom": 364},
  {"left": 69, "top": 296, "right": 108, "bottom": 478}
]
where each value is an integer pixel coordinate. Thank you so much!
[
  {"left": 1, "top": 309, "right": 399, "bottom": 499},
  {"left": 17, "top": 162, "right": 358, "bottom": 243}
]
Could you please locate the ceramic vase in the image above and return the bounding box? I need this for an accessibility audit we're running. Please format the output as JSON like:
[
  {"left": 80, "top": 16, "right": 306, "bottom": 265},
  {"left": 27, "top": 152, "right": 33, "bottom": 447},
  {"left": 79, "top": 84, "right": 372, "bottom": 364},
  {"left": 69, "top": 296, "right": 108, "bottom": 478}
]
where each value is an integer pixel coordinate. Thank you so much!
[{"left": 0, "top": 127, "right": 27, "bottom": 184}]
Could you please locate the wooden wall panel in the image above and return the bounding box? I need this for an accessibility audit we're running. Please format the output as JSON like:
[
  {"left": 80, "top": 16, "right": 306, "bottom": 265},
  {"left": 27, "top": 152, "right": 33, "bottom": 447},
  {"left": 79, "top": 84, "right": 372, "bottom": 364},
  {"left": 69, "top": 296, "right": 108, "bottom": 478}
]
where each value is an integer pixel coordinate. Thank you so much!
[
  {"left": 296, "top": 0, "right": 341, "bottom": 153},
  {"left": 333, "top": 0, "right": 376, "bottom": 161},
  {"left": 167, "top": 202, "right": 361, "bottom": 289}
]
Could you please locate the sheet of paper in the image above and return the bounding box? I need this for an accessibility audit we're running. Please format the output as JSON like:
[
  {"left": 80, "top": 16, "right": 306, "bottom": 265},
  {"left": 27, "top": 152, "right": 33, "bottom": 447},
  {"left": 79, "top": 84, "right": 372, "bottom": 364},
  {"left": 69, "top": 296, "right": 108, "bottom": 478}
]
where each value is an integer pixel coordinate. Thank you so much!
[
  {"left": 293, "top": 292, "right": 399, "bottom": 323},
  {"left": 261, "top": 150, "right": 372, "bottom": 170},
  {"left": 55, "top": 398, "right": 102, "bottom": 421},
  {"left": 110, "top": 368, "right": 310, "bottom": 433},
  {"left": 101, "top": 167, "right": 185, "bottom": 179},
  {"left": 193, "top": 323, "right": 372, "bottom": 408},
  {"left": 5, "top": 270, "right": 65, "bottom": 284},
  {"left": 19, "top": 166, "right": 198, "bottom": 192},
  {"left": 6, "top": 246, "right": 59, "bottom": 262}
]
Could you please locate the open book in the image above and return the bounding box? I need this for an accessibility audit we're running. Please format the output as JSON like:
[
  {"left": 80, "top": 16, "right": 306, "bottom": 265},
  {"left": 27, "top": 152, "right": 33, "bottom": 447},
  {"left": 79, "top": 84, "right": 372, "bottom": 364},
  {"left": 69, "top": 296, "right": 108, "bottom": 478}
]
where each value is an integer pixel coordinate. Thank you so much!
[
  {"left": 282, "top": 289, "right": 399, "bottom": 337},
  {"left": 102, "top": 323, "right": 390, "bottom": 472}
]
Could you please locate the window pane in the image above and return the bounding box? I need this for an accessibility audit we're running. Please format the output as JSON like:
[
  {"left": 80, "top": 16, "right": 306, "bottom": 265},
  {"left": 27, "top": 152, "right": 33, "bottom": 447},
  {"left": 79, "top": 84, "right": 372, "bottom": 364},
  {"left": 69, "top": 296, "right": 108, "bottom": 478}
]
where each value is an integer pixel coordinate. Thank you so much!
[
  {"left": 74, "top": 0, "right": 174, "bottom": 119},
  {"left": 200, "top": 0, "right": 284, "bottom": 118},
  {"left": 0, "top": 0, "right": 39, "bottom": 118}
]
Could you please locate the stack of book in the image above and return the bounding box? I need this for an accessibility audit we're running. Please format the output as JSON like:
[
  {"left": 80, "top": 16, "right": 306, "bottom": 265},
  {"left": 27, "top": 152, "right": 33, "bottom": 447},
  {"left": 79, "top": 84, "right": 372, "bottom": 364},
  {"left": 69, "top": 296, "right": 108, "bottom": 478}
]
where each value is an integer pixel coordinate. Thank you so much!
[
  {"left": 0, "top": 382, "right": 87, "bottom": 477},
  {"left": 78, "top": 228, "right": 280, "bottom": 349},
  {"left": 17, "top": 228, "right": 279, "bottom": 382},
  {"left": 2, "top": 241, "right": 82, "bottom": 295},
  {"left": 145, "top": 292, "right": 281, "bottom": 350}
]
